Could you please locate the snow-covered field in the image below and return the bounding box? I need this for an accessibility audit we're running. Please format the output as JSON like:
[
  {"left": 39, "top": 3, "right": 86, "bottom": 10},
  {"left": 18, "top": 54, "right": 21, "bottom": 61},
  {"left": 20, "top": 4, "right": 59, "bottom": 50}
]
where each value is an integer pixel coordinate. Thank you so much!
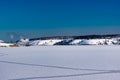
[{"left": 0, "top": 46, "right": 120, "bottom": 80}]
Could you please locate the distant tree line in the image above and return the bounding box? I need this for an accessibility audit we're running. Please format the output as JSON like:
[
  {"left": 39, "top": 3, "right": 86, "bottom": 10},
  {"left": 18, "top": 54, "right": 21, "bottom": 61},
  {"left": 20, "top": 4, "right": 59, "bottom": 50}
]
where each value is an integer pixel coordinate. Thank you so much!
[{"left": 29, "top": 34, "right": 120, "bottom": 41}]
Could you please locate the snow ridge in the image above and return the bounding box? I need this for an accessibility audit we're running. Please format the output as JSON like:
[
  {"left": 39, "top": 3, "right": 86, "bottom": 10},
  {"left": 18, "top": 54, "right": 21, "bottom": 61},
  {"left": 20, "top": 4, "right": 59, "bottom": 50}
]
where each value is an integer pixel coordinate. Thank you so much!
[{"left": 17, "top": 38, "right": 120, "bottom": 46}]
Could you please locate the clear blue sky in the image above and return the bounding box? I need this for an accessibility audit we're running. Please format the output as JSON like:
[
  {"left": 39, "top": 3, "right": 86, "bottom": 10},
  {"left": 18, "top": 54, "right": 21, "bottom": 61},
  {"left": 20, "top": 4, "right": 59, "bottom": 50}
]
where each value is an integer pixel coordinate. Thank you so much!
[{"left": 0, "top": 0, "right": 120, "bottom": 41}]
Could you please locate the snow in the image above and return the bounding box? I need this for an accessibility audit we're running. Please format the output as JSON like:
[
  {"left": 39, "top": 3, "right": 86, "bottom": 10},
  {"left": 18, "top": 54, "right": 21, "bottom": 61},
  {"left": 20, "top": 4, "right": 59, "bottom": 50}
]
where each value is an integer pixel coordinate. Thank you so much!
[
  {"left": 79, "top": 39, "right": 110, "bottom": 45},
  {"left": 30, "top": 39, "right": 63, "bottom": 46},
  {"left": 70, "top": 39, "right": 119, "bottom": 45},
  {"left": 20, "top": 38, "right": 29, "bottom": 42},
  {"left": 0, "top": 43, "right": 13, "bottom": 47},
  {"left": 69, "top": 39, "right": 82, "bottom": 45},
  {"left": 0, "top": 46, "right": 120, "bottom": 80},
  {"left": 18, "top": 39, "right": 63, "bottom": 46},
  {"left": 17, "top": 38, "right": 120, "bottom": 46},
  {"left": 0, "top": 40, "right": 14, "bottom": 47}
]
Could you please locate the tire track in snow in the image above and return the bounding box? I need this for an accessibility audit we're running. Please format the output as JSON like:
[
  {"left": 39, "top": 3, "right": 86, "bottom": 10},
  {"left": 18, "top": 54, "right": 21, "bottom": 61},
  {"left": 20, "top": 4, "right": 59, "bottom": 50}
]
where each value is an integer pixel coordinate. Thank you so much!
[
  {"left": 0, "top": 53, "right": 8, "bottom": 57},
  {"left": 10, "top": 70, "right": 120, "bottom": 80},
  {"left": 1, "top": 52, "right": 120, "bottom": 80},
  {"left": 0, "top": 60, "right": 119, "bottom": 72}
]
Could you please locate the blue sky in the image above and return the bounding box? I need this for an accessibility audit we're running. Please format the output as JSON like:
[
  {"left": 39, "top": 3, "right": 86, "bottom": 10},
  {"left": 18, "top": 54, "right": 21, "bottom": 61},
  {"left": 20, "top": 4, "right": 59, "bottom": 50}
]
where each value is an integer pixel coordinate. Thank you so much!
[{"left": 0, "top": 0, "right": 120, "bottom": 41}]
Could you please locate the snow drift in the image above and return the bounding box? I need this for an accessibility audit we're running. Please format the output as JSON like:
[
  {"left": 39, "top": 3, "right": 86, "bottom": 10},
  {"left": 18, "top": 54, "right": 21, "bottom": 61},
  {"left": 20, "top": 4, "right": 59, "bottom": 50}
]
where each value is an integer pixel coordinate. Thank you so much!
[{"left": 0, "top": 46, "right": 120, "bottom": 80}]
